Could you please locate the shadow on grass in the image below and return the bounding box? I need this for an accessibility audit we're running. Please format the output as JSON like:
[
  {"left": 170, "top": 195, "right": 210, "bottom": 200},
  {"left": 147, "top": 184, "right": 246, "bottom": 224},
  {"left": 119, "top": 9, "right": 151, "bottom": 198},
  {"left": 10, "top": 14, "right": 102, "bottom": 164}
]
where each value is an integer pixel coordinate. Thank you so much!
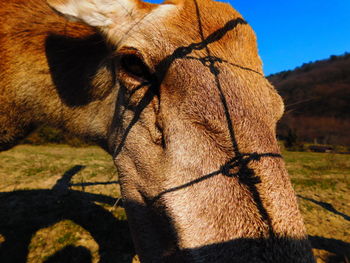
[
  {"left": 297, "top": 195, "right": 350, "bottom": 262},
  {"left": 298, "top": 195, "right": 350, "bottom": 222},
  {"left": 309, "top": 236, "right": 350, "bottom": 263},
  {"left": 44, "top": 245, "right": 92, "bottom": 263},
  {"left": 0, "top": 166, "right": 349, "bottom": 262},
  {"left": 0, "top": 165, "right": 134, "bottom": 263}
]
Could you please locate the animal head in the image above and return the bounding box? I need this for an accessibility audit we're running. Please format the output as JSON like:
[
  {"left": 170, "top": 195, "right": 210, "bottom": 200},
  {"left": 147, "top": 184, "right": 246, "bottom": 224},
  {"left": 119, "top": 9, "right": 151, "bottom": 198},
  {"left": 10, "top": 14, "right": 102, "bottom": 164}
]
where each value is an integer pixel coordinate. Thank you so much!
[
  {"left": 0, "top": 0, "right": 314, "bottom": 261},
  {"left": 47, "top": 0, "right": 285, "bottom": 155}
]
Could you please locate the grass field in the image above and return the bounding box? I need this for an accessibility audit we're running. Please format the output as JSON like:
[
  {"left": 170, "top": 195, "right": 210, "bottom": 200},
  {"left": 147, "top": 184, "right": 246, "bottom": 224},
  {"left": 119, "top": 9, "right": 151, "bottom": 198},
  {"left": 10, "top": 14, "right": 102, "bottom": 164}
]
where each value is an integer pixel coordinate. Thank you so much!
[{"left": 0, "top": 145, "right": 349, "bottom": 262}]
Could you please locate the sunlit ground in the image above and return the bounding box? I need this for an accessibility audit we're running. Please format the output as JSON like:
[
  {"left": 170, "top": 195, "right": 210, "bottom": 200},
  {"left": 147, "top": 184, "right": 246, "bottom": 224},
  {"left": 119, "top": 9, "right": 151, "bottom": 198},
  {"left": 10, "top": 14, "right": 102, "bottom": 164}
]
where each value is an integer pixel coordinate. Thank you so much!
[{"left": 0, "top": 145, "right": 349, "bottom": 262}]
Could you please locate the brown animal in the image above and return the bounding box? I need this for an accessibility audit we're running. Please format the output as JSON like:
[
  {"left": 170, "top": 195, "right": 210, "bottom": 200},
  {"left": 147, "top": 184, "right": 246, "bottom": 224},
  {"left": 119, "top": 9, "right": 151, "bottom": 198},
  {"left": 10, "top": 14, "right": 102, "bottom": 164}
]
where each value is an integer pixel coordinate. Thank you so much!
[
  {"left": 0, "top": 0, "right": 116, "bottom": 151},
  {"left": 0, "top": 0, "right": 315, "bottom": 262}
]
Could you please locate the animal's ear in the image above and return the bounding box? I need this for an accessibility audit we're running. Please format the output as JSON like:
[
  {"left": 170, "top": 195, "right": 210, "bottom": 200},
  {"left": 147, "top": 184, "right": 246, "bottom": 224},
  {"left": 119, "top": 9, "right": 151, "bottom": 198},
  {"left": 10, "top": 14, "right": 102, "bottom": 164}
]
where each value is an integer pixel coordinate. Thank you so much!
[{"left": 47, "top": 0, "right": 137, "bottom": 27}]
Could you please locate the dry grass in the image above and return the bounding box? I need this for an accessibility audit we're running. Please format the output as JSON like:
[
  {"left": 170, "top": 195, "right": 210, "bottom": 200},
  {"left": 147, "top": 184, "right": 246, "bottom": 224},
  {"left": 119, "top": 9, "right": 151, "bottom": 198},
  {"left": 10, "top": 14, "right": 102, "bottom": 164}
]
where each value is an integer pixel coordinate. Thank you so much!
[
  {"left": 0, "top": 145, "right": 134, "bottom": 263},
  {"left": 0, "top": 144, "right": 349, "bottom": 262},
  {"left": 283, "top": 150, "right": 350, "bottom": 263}
]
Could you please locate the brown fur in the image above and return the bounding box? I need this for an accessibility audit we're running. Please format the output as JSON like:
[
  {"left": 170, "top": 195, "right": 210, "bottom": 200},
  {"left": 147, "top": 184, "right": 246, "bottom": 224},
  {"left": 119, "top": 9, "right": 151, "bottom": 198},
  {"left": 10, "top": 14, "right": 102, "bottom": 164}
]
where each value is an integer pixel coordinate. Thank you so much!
[
  {"left": 0, "top": 0, "right": 116, "bottom": 151},
  {"left": 0, "top": 0, "right": 315, "bottom": 262}
]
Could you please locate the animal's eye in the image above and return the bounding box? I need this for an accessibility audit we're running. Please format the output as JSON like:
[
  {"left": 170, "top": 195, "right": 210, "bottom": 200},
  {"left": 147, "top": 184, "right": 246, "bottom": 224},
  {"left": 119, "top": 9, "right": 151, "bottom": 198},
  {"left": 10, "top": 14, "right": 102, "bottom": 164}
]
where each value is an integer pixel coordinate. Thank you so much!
[{"left": 120, "top": 54, "right": 151, "bottom": 81}]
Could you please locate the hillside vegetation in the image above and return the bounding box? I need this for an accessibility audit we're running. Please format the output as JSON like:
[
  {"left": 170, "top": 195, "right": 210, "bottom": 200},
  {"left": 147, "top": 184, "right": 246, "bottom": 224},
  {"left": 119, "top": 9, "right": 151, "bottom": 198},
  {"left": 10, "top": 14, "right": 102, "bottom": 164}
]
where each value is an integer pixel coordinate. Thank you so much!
[{"left": 268, "top": 52, "right": 350, "bottom": 146}]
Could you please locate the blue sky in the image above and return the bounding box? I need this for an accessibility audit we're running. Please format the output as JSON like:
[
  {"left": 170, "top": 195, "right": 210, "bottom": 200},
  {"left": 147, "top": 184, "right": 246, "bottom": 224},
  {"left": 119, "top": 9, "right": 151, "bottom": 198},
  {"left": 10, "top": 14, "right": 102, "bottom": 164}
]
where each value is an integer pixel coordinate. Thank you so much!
[{"left": 146, "top": 0, "right": 350, "bottom": 75}]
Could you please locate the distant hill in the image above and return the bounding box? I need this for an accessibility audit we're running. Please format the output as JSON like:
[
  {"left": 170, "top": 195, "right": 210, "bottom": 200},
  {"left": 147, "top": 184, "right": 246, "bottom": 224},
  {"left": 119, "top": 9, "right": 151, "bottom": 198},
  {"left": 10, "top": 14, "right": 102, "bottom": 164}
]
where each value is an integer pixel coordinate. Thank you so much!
[{"left": 268, "top": 52, "right": 350, "bottom": 146}]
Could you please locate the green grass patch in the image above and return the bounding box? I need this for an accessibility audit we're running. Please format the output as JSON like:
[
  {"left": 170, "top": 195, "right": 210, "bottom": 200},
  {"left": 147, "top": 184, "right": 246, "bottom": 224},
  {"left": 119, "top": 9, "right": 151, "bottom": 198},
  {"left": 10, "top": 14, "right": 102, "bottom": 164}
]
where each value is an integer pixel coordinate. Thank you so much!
[
  {"left": 57, "top": 233, "right": 79, "bottom": 245},
  {"left": 24, "top": 167, "right": 45, "bottom": 176},
  {"left": 291, "top": 178, "right": 338, "bottom": 190}
]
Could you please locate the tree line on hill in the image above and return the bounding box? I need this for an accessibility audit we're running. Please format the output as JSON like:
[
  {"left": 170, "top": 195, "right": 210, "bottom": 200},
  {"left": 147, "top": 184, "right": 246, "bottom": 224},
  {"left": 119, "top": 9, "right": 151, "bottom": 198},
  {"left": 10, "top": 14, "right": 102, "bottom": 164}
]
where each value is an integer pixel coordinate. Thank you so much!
[
  {"left": 22, "top": 52, "right": 350, "bottom": 151},
  {"left": 268, "top": 52, "right": 350, "bottom": 150}
]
